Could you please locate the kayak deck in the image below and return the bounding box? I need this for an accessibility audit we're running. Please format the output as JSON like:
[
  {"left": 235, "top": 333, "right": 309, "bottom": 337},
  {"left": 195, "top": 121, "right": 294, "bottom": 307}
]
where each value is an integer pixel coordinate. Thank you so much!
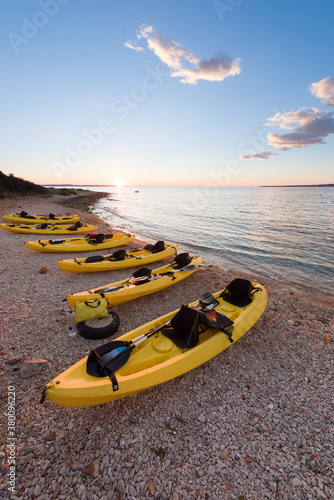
[
  {"left": 2, "top": 213, "right": 79, "bottom": 224},
  {"left": 25, "top": 232, "right": 135, "bottom": 252},
  {"left": 57, "top": 243, "right": 179, "bottom": 272},
  {"left": 66, "top": 256, "right": 203, "bottom": 307},
  {"left": 0, "top": 223, "right": 97, "bottom": 235}
]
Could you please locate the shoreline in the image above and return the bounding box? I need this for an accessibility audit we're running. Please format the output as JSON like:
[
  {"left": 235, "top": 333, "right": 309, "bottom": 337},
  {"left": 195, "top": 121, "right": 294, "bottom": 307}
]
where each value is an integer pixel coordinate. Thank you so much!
[{"left": 1, "top": 193, "right": 333, "bottom": 499}]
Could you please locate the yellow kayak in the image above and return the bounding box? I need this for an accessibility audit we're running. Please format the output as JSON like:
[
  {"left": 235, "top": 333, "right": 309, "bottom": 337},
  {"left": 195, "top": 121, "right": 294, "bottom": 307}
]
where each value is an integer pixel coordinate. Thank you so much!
[
  {"left": 0, "top": 222, "right": 96, "bottom": 235},
  {"left": 43, "top": 279, "right": 267, "bottom": 407},
  {"left": 66, "top": 255, "right": 203, "bottom": 308},
  {"left": 2, "top": 212, "right": 79, "bottom": 224},
  {"left": 25, "top": 232, "right": 135, "bottom": 253},
  {"left": 57, "top": 241, "right": 179, "bottom": 273}
]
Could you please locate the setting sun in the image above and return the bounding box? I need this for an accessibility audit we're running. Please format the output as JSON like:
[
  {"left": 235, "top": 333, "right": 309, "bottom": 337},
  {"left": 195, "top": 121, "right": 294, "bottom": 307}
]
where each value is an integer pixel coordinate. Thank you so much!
[{"left": 113, "top": 179, "right": 126, "bottom": 188}]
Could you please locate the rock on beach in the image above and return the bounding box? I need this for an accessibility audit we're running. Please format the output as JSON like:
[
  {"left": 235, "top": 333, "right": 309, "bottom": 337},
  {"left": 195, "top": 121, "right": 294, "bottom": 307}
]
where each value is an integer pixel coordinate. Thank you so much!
[{"left": 20, "top": 359, "right": 48, "bottom": 379}]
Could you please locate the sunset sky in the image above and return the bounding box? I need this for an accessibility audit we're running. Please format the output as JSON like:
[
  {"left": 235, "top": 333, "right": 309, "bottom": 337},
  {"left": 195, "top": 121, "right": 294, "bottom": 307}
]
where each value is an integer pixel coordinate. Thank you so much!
[{"left": 1, "top": 1, "right": 334, "bottom": 187}]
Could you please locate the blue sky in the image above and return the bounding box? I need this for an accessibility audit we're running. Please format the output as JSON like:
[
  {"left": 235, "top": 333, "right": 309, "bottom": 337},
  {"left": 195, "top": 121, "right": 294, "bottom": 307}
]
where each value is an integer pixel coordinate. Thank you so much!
[{"left": 1, "top": 0, "right": 333, "bottom": 187}]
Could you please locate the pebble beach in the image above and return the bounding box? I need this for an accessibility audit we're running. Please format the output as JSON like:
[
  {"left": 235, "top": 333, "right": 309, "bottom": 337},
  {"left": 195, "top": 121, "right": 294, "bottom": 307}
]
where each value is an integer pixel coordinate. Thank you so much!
[{"left": 1, "top": 192, "right": 333, "bottom": 500}]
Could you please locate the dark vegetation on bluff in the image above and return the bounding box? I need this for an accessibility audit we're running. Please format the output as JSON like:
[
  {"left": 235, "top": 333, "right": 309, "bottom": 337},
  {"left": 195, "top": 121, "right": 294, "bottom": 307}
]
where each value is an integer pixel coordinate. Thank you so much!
[
  {"left": 0, "top": 172, "right": 81, "bottom": 199},
  {"left": 0, "top": 171, "right": 48, "bottom": 199}
]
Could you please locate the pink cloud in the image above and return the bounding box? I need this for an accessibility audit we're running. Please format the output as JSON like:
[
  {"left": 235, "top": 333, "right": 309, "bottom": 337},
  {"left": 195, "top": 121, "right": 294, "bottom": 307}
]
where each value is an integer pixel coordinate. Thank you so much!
[
  {"left": 127, "top": 24, "right": 241, "bottom": 85},
  {"left": 309, "top": 77, "right": 334, "bottom": 106}
]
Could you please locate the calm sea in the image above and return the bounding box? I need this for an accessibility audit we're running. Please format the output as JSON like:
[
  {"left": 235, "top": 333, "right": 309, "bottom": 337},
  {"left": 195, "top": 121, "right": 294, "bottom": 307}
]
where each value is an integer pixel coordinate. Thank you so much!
[{"left": 62, "top": 186, "right": 334, "bottom": 296}]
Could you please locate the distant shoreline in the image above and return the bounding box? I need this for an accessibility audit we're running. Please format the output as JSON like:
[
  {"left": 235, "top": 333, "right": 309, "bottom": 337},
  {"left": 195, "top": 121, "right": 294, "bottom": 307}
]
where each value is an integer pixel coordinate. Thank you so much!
[
  {"left": 44, "top": 183, "right": 334, "bottom": 188},
  {"left": 260, "top": 183, "right": 334, "bottom": 188}
]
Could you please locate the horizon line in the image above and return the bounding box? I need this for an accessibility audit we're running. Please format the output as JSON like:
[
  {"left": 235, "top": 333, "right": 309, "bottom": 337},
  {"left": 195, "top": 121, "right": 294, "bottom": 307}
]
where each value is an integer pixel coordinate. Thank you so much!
[{"left": 43, "top": 183, "right": 334, "bottom": 188}]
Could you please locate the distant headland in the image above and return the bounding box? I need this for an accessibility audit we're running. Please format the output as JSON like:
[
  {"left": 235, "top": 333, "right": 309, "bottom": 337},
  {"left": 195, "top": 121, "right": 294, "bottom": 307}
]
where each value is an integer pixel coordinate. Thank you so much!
[{"left": 260, "top": 184, "right": 334, "bottom": 188}]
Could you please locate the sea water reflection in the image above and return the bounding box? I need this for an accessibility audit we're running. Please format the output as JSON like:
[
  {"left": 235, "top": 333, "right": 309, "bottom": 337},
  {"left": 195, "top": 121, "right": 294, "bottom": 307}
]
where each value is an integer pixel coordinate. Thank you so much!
[{"left": 87, "top": 186, "right": 333, "bottom": 295}]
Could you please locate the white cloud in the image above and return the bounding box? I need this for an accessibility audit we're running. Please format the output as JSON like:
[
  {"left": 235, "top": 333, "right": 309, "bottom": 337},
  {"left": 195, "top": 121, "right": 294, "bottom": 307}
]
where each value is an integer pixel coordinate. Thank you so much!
[
  {"left": 137, "top": 24, "right": 154, "bottom": 40},
  {"left": 146, "top": 33, "right": 198, "bottom": 71},
  {"left": 239, "top": 150, "right": 278, "bottom": 160},
  {"left": 266, "top": 108, "right": 324, "bottom": 130},
  {"left": 127, "top": 24, "right": 241, "bottom": 85},
  {"left": 124, "top": 41, "right": 144, "bottom": 52},
  {"left": 309, "top": 77, "right": 334, "bottom": 106},
  {"left": 266, "top": 107, "right": 334, "bottom": 150},
  {"left": 171, "top": 52, "right": 241, "bottom": 85}
]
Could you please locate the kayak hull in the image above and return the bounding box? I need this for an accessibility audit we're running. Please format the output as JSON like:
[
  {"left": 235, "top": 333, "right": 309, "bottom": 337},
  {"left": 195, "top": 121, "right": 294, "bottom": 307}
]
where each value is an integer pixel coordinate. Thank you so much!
[
  {"left": 66, "top": 256, "right": 203, "bottom": 307},
  {"left": 25, "top": 233, "right": 135, "bottom": 252},
  {"left": 2, "top": 213, "right": 79, "bottom": 224},
  {"left": 57, "top": 244, "right": 179, "bottom": 272},
  {"left": 0, "top": 223, "right": 97, "bottom": 235},
  {"left": 46, "top": 283, "right": 267, "bottom": 407}
]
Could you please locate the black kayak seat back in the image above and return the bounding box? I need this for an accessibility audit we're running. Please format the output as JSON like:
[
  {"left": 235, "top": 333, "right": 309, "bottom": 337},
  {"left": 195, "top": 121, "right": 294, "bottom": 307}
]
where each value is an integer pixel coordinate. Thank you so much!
[
  {"left": 151, "top": 240, "right": 165, "bottom": 253},
  {"left": 162, "top": 305, "right": 234, "bottom": 349},
  {"left": 172, "top": 252, "right": 191, "bottom": 269},
  {"left": 112, "top": 249, "right": 126, "bottom": 261},
  {"left": 19, "top": 211, "right": 34, "bottom": 218},
  {"left": 48, "top": 239, "right": 64, "bottom": 245},
  {"left": 162, "top": 306, "right": 200, "bottom": 348},
  {"left": 84, "top": 255, "right": 105, "bottom": 263},
  {"left": 86, "top": 341, "right": 127, "bottom": 378},
  {"left": 143, "top": 241, "right": 164, "bottom": 253},
  {"left": 88, "top": 233, "right": 105, "bottom": 243},
  {"left": 68, "top": 221, "right": 83, "bottom": 231},
  {"left": 130, "top": 267, "right": 152, "bottom": 284},
  {"left": 132, "top": 267, "right": 152, "bottom": 278},
  {"left": 49, "top": 213, "right": 56, "bottom": 219},
  {"left": 220, "top": 278, "right": 255, "bottom": 307}
]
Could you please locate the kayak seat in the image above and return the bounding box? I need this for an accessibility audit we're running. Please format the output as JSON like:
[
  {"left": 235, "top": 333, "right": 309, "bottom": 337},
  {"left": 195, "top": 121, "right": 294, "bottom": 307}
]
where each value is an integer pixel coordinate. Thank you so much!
[
  {"left": 88, "top": 233, "right": 105, "bottom": 244},
  {"left": 19, "top": 211, "right": 35, "bottom": 218},
  {"left": 86, "top": 340, "right": 126, "bottom": 391},
  {"left": 172, "top": 252, "right": 191, "bottom": 269},
  {"left": 129, "top": 267, "right": 152, "bottom": 285},
  {"left": 162, "top": 306, "right": 200, "bottom": 348},
  {"left": 220, "top": 279, "right": 261, "bottom": 308},
  {"left": 112, "top": 249, "right": 126, "bottom": 261},
  {"left": 68, "top": 221, "right": 83, "bottom": 231},
  {"left": 85, "top": 255, "right": 105, "bottom": 263},
  {"left": 162, "top": 305, "right": 234, "bottom": 348},
  {"left": 48, "top": 239, "right": 65, "bottom": 245},
  {"left": 143, "top": 241, "right": 165, "bottom": 253},
  {"left": 152, "top": 240, "right": 165, "bottom": 253}
]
